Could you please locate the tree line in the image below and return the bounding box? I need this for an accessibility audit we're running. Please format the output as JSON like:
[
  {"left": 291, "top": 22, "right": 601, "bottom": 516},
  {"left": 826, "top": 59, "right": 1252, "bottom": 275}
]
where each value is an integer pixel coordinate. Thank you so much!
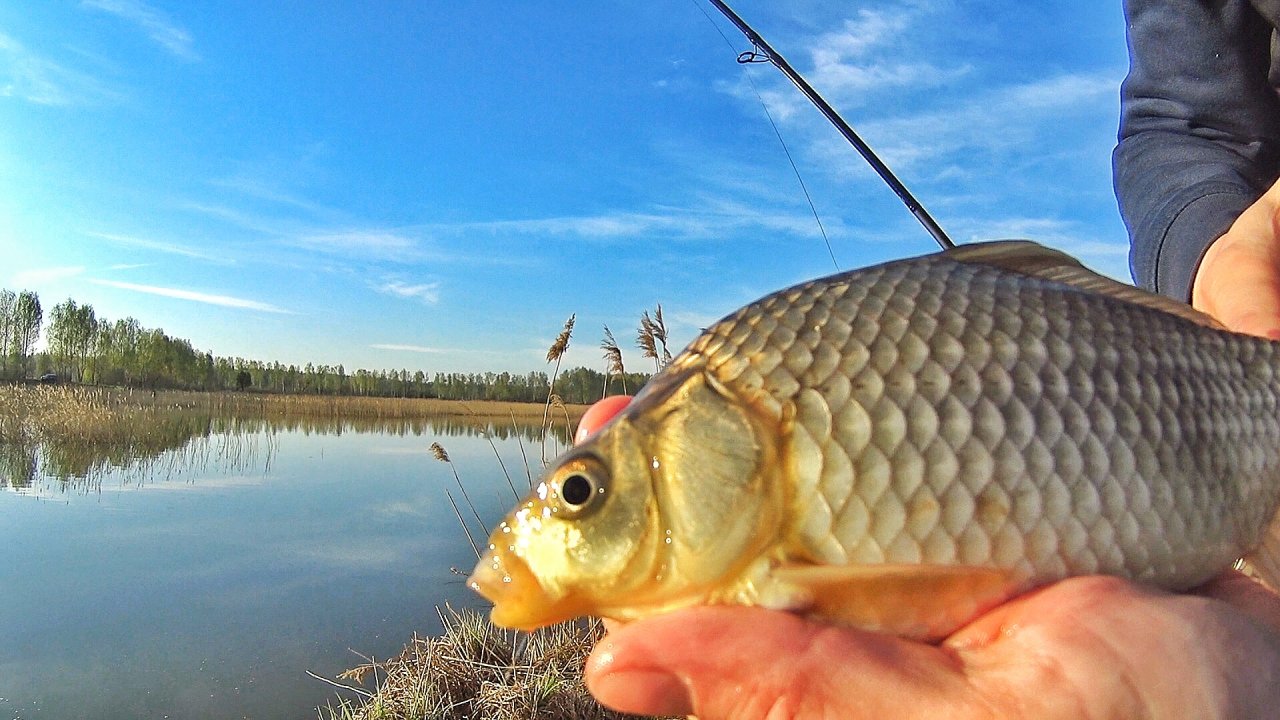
[
  {"left": 0, "top": 289, "right": 43, "bottom": 380},
  {"left": 0, "top": 287, "right": 654, "bottom": 404}
]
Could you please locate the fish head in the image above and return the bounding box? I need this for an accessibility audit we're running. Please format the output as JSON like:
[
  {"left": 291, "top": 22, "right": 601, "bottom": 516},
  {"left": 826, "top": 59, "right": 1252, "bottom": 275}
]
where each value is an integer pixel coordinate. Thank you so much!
[{"left": 469, "top": 363, "right": 783, "bottom": 630}]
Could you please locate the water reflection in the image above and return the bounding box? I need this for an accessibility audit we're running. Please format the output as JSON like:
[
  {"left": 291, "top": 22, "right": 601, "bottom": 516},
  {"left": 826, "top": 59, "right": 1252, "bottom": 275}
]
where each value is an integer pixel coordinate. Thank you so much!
[
  {"left": 0, "top": 408, "right": 571, "bottom": 494},
  {"left": 0, "top": 415, "right": 538, "bottom": 720}
]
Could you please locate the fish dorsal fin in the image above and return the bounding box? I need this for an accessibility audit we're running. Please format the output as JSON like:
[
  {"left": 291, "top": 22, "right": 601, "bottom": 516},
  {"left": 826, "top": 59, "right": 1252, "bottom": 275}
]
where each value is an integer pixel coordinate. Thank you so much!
[
  {"left": 770, "top": 563, "right": 1021, "bottom": 642},
  {"left": 944, "top": 240, "right": 1225, "bottom": 330}
]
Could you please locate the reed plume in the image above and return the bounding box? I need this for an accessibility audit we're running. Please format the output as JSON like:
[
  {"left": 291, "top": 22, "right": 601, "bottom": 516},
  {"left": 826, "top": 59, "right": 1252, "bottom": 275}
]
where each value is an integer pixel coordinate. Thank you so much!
[
  {"left": 637, "top": 304, "right": 671, "bottom": 372},
  {"left": 600, "top": 326, "right": 626, "bottom": 398},
  {"left": 431, "top": 441, "right": 484, "bottom": 555},
  {"left": 541, "top": 314, "right": 575, "bottom": 464}
]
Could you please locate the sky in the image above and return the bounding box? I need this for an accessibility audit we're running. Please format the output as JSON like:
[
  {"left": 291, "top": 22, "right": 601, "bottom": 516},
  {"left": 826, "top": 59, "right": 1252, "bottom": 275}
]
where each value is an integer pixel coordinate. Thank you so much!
[{"left": 0, "top": 1, "right": 1132, "bottom": 377}]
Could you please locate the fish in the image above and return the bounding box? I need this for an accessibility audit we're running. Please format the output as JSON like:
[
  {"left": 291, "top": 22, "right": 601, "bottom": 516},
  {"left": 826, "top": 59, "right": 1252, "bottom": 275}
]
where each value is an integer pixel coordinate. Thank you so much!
[{"left": 468, "top": 240, "right": 1280, "bottom": 640}]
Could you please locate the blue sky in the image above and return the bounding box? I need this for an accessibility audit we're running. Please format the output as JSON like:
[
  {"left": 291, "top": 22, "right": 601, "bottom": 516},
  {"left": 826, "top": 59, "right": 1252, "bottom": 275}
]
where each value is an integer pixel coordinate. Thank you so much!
[{"left": 0, "top": 1, "right": 1130, "bottom": 376}]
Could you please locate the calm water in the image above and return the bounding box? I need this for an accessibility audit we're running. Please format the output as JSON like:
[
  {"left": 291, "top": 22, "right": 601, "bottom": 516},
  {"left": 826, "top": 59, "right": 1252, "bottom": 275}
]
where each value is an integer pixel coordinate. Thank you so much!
[{"left": 0, "top": 414, "right": 563, "bottom": 720}]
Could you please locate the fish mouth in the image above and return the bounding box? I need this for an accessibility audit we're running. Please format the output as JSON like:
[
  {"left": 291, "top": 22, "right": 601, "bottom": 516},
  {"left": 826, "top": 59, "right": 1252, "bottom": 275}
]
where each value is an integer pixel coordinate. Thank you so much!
[{"left": 468, "top": 545, "right": 583, "bottom": 631}]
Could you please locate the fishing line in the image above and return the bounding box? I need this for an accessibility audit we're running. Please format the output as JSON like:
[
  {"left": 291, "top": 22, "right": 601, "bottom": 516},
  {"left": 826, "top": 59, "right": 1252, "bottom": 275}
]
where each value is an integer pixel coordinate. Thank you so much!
[
  {"left": 702, "top": 0, "right": 956, "bottom": 251},
  {"left": 690, "top": 0, "right": 841, "bottom": 271}
]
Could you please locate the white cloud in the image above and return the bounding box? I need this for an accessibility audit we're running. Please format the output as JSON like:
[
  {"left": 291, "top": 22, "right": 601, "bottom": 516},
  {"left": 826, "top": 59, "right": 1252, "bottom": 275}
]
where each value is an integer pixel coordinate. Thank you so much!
[
  {"left": 370, "top": 344, "right": 446, "bottom": 354},
  {"left": 82, "top": 0, "right": 199, "bottom": 61},
  {"left": 807, "top": 10, "right": 969, "bottom": 100},
  {"left": 819, "top": 71, "right": 1120, "bottom": 174},
  {"left": 11, "top": 266, "right": 85, "bottom": 286},
  {"left": 293, "top": 230, "right": 420, "bottom": 260},
  {"left": 446, "top": 203, "right": 832, "bottom": 243},
  {"left": 87, "top": 231, "right": 227, "bottom": 263},
  {"left": 90, "top": 279, "right": 294, "bottom": 313},
  {"left": 377, "top": 280, "right": 441, "bottom": 304},
  {"left": 208, "top": 176, "right": 335, "bottom": 217},
  {"left": 951, "top": 216, "right": 1132, "bottom": 281},
  {"left": 0, "top": 32, "right": 118, "bottom": 106}
]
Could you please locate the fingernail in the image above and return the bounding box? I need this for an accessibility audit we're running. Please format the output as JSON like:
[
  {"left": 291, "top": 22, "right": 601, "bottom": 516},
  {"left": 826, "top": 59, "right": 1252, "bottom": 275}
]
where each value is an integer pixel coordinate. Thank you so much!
[{"left": 590, "top": 669, "right": 693, "bottom": 717}]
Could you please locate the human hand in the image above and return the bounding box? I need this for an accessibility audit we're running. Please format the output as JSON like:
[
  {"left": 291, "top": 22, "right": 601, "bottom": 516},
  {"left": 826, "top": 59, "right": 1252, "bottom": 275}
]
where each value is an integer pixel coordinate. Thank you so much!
[
  {"left": 1192, "top": 179, "right": 1280, "bottom": 339},
  {"left": 584, "top": 571, "right": 1280, "bottom": 719}
]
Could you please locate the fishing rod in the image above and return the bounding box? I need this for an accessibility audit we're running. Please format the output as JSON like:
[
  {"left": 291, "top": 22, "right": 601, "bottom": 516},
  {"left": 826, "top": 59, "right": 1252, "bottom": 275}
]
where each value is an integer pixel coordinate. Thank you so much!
[{"left": 706, "top": 0, "right": 955, "bottom": 250}]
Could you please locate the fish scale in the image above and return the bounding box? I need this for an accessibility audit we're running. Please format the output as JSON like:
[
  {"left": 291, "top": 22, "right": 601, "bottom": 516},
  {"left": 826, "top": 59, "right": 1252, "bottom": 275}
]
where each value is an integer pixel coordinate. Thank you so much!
[
  {"left": 470, "top": 241, "right": 1280, "bottom": 638},
  {"left": 687, "top": 251, "right": 1279, "bottom": 587}
]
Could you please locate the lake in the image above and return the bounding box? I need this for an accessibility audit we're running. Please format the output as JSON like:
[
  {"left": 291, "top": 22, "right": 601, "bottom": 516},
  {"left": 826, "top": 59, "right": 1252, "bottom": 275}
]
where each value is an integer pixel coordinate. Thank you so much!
[{"left": 0, "top": 412, "right": 566, "bottom": 719}]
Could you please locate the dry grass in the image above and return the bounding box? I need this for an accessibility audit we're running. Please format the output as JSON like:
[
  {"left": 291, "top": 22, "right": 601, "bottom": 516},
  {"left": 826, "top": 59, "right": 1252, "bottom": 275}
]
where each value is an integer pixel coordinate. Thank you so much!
[
  {"left": 222, "top": 393, "right": 588, "bottom": 421},
  {"left": 0, "top": 384, "right": 275, "bottom": 490},
  {"left": 317, "top": 607, "right": 667, "bottom": 720},
  {"left": 0, "top": 384, "right": 587, "bottom": 421}
]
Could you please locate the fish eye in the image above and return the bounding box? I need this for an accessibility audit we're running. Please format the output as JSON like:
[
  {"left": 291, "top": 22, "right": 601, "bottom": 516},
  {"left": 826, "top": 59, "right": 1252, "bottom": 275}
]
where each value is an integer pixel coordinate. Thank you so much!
[
  {"left": 562, "top": 474, "right": 594, "bottom": 506},
  {"left": 553, "top": 456, "right": 608, "bottom": 517}
]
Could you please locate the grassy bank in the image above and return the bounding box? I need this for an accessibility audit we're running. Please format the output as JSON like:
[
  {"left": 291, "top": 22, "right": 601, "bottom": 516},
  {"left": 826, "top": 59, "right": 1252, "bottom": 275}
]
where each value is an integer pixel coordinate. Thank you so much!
[
  {"left": 0, "top": 383, "right": 587, "bottom": 428},
  {"left": 318, "top": 608, "right": 668, "bottom": 720},
  {"left": 0, "top": 383, "right": 584, "bottom": 490}
]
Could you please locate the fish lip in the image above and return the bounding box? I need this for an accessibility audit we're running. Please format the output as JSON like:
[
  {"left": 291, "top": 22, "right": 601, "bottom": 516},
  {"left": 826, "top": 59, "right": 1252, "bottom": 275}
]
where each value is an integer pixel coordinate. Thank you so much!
[{"left": 468, "top": 545, "right": 580, "bottom": 631}]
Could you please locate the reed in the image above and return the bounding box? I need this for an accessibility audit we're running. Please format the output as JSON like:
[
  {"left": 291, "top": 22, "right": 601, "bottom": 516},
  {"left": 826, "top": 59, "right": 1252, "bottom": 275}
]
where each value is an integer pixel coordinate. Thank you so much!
[
  {"left": 542, "top": 315, "right": 576, "bottom": 464},
  {"left": 600, "top": 327, "right": 626, "bottom": 398},
  {"left": 318, "top": 308, "right": 675, "bottom": 719},
  {"left": 0, "top": 384, "right": 275, "bottom": 491},
  {"left": 317, "top": 606, "right": 669, "bottom": 720},
  {"left": 635, "top": 305, "right": 671, "bottom": 372}
]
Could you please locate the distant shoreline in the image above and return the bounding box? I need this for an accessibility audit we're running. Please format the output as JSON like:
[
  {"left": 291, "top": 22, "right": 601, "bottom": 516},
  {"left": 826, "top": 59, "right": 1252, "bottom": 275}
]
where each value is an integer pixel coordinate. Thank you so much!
[{"left": 3, "top": 382, "right": 591, "bottom": 421}]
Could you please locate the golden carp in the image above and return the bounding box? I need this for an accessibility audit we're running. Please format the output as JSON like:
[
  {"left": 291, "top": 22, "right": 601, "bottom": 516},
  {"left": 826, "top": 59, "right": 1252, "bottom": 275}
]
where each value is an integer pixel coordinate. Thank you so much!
[{"left": 469, "top": 240, "right": 1280, "bottom": 640}]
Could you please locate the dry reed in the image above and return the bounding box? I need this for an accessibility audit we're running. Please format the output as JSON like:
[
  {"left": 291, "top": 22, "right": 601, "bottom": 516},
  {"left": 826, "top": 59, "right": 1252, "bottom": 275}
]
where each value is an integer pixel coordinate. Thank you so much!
[
  {"left": 635, "top": 305, "right": 671, "bottom": 372},
  {"left": 541, "top": 315, "right": 576, "bottom": 464},
  {"left": 600, "top": 327, "right": 626, "bottom": 398},
  {"left": 318, "top": 607, "right": 669, "bottom": 720}
]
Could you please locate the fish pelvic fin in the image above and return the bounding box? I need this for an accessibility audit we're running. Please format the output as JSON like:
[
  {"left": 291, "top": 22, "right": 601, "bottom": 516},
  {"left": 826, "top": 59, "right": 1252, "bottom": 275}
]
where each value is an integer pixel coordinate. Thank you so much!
[
  {"left": 766, "top": 563, "right": 1023, "bottom": 643},
  {"left": 1242, "top": 512, "right": 1280, "bottom": 591},
  {"left": 944, "top": 240, "right": 1225, "bottom": 330}
]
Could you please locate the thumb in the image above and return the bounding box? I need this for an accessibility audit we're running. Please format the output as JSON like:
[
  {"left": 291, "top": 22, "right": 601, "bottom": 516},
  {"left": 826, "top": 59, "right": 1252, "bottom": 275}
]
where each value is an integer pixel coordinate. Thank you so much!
[
  {"left": 584, "top": 606, "right": 980, "bottom": 719},
  {"left": 1192, "top": 204, "right": 1280, "bottom": 340}
]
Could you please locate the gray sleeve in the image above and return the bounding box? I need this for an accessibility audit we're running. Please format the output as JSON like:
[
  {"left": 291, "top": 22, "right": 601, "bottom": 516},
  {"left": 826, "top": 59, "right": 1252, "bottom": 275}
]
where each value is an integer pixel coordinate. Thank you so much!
[{"left": 1114, "top": 0, "right": 1280, "bottom": 299}]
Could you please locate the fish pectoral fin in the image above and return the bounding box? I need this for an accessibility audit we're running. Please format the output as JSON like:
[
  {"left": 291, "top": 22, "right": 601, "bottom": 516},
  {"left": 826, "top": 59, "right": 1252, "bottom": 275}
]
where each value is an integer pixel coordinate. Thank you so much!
[
  {"left": 1243, "top": 510, "right": 1280, "bottom": 591},
  {"left": 770, "top": 563, "right": 1021, "bottom": 642}
]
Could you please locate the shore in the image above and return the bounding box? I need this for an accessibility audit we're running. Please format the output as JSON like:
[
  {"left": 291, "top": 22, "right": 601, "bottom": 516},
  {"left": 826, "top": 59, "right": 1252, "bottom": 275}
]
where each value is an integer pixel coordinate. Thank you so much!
[
  {"left": 2, "top": 382, "right": 589, "bottom": 421},
  {"left": 318, "top": 607, "right": 672, "bottom": 720}
]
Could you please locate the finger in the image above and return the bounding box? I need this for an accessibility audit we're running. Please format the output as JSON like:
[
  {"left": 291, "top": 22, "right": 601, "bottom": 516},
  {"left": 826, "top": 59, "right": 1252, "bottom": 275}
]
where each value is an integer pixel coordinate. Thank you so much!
[
  {"left": 585, "top": 606, "right": 984, "bottom": 719},
  {"left": 1195, "top": 569, "right": 1280, "bottom": 633},
  {"left": 1194, "top": 241, "right": 1280, "bottom": 338},
  {"left": 1192, "top": 204, "right": 1280, "bottom": 339},
  {"left": 574, "top": 395, "right": 632, "bottom": 444}
]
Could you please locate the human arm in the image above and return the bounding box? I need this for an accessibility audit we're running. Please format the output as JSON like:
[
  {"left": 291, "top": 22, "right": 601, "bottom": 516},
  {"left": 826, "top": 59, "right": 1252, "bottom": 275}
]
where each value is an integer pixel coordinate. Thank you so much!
[
  {"left": 1114, "top": 0, "right": 1280, "bottom": 301},
  {"left": 585, "top": 571, "right": 1280, "bottom": 719}
]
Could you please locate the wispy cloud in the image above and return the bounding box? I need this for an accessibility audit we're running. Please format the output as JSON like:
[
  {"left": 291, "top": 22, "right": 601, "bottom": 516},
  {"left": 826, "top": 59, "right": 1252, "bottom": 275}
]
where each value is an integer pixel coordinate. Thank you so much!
[
  {"left": 370, "top": 344, "right": 446, "bottom": 354},
  {"left": 82, "top": 0, "right": 199, "bottom": 61},
  {"left": 294, "top": 230, "right": 419, "bottom": 260},
  {"left": 0, "top": 32, "right": 118, "bottom": 106},
  {"left": 724, "top": 5, "right": 966, "bottom": 122},
  {"left": 813, "top": 70, "right": 1120, "bottom": 175},
  {"left": 377, "top": 280, "right": 440, "bottom": 305},
  {"left": 808, "top": 10, "right": 969, "bottom": 100},
  {"left": 209, "top": 175, "right": 338, "bottom": 217},
  {"left": 11, "top": 266, "right": 86, "bottom": 286},
  {"left": 86, "top": 230, "right": 228, "bottom": 263},
  {"left": 951, "top": 215, "right": 1132, "bottom": 281},
  {"left": 90, "top": 279, "right": 293, "bottom": 313},
  {"left": 443, "top": 203, "right": 832, "bottom": 243}
]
